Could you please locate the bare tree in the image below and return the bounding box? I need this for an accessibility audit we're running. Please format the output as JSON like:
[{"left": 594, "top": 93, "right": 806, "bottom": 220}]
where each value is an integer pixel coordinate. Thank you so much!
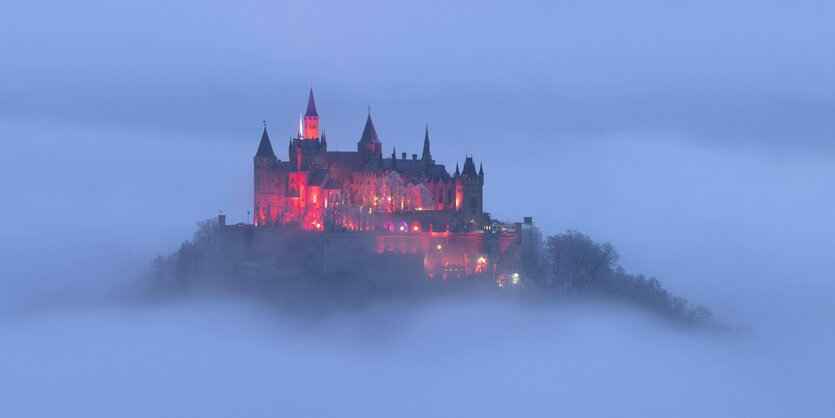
[
  {"left": 544, "top": 230, "right": 619, "bottom": 291},
  {"left": 323, "top": 192, "right": 343, "bottom": 232}
]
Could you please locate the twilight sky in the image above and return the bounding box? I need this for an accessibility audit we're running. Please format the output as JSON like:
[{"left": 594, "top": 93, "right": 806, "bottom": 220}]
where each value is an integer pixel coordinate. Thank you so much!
[
  {"left": 2, "top": 1, "right": 835, "bottom": 416},
  {"left": 2, "top": 0, "right": 834, "bottom": 310},
  {"left": 3, "top": 0, "right": 833, "bottom": 149}
]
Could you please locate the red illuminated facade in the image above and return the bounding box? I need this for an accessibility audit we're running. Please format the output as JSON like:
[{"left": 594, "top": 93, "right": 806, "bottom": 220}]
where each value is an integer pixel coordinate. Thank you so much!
[
  {"left": 244, "top": 89, "right": 530, "bottom": 280},
  {"left": 254, "top": 88, "right": 486, "bottom": 233}
]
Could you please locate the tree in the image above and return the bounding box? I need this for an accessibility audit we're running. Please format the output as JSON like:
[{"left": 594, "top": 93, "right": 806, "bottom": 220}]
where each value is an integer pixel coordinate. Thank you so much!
[
  {"left": 323, "top": 192, "right": 343, "bottom": 232},
  {"left": 414, "top": 183, "right": 435, "bottom": 210},
  {"left": 381, "top": 171, "right": 406, "bottom": 212},
  {"left": 544, "top": 230, "right": 618, "bottom": 291}
]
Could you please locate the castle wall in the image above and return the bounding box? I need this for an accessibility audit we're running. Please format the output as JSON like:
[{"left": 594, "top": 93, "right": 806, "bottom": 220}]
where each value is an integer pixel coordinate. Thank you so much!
[{"left": 221, "top": 216, "right": 522, "bottom": 282}]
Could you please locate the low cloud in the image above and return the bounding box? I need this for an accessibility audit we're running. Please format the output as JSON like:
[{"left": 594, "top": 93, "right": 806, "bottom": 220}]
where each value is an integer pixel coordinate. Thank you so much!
[{"left": 1, "top": 297, "right": 832, "bottom": 417}]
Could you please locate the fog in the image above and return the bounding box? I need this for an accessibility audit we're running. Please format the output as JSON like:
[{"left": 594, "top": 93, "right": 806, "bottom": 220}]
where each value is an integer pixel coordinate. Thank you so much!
[
  {"left": 3, "top": 121, "right": 833, "bottom": 416},
  {"left": 1, "top": 299, "right": 831, "bottom": 418},
  {"left": 2, "top": 0, "right": 834, "bottom": 416}
]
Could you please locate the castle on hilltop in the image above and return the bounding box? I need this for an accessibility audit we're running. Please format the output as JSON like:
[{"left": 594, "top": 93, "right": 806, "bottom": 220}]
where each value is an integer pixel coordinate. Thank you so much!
[
  {"left": 254, "top": 88, "right": 485, "bottom": 233},
  {"left": 220, "top": 89, "right": 540, "bottom": 282}
]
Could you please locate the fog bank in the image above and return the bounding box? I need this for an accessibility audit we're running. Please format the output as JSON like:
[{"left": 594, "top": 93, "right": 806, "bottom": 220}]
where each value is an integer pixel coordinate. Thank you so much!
[
  {"left": 2, "top": 122, "right": 833, "bottom": 416},
  {"left": 1, "top": 299, "right": 832, "bottom": 417}
]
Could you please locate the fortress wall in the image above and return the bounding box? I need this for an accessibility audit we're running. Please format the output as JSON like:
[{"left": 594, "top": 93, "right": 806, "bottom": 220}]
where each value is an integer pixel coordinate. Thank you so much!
[{"left": 220, "top": 217, "right": 523, "bottom": 280}]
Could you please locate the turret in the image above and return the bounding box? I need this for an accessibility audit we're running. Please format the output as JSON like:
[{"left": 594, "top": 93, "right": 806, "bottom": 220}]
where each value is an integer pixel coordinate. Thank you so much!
[
  {"left": 303, "top": 88, "right": 319, "bottom": 140},
  {"left": 254, "top": 125, "right": 279, "bottom": 227},
  {"left": 254, "top": 125, "right": 277, "bottom": 167},
  {"left": 456, "top": 156, "right": 484, "bottom": 231}
]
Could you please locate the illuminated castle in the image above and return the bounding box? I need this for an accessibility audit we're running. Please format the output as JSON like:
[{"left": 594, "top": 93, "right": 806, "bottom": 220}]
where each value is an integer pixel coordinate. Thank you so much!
[
  {"left": 254, "top": 88, "right": 485, "bottom": 233},
  {"left": 230, "top": 88, "right": 538, "bottom": 281}
]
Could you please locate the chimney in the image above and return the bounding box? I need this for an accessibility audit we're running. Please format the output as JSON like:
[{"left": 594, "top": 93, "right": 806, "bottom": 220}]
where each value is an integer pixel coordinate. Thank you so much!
[
  {"left": 524, "top": 216, "right": 533, "bottom": 225},
  {"left": 401, "top": 152, "right": 407, "bottom": 160},
  {"left": 412, "top": 154, "right": 417, "bottom": 160},
  {"left": 218, "top": 214, "right": 226, "bottom": 228}
]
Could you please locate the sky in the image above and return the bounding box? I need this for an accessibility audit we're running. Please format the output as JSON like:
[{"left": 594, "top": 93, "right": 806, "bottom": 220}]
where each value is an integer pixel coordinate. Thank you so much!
[{"left": 1, "top": 1, "right": 834, "bottom": 416}]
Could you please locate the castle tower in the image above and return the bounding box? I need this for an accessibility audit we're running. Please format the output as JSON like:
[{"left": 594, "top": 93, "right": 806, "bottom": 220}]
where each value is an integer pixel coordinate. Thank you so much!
[
  {"left": 303, "top": 88, "right": 319, "bottom": 140},
  {"left": 357, "top": 108, "right": 382, "bottom": 157},
  {"left": 457, "top": 156, "right": 484, "bottom": 231},
  {"left": 254, "top": 125, "right": 279, "bottom": 227}
]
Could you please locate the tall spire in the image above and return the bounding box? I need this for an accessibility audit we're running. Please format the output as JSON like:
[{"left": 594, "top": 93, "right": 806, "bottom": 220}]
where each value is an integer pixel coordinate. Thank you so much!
[
  {"left": 478, "top": 162, "right": 484, "bottom": 177},
  {"left": 305, "top": 88, "right": 318, "bottom": 117},
  {"left": 302, "top": 88, "right": 320, "bottom": 139},
  {"left": 454, "top": 162, "right": 460, "bottom": 177},
  {"left": 255, "top": 125, "right": 276, "bottom": 158},
  {"left": 421, "top": 124, "right": 432, "bottom": 162},
  {"left": 391, "top": 146, "right": 398, "bottom": 169}
]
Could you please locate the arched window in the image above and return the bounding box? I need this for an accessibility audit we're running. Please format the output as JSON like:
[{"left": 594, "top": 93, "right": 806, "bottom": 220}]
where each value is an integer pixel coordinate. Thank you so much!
[
  {"left": 410, "top": 221, "right": 421, "bottom": 232},
  {"left": 383, "top": 221, "right": 394, "bottom": 232}
]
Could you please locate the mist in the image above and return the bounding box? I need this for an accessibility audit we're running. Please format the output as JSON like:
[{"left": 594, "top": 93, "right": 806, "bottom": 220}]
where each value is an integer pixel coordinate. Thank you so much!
[
  {"left": 3, "top": 120, "right": 833, "bottom": 416},
  {"left": 2, "top": 0, "right": 835, "bottom": 416},
  {"left": 2, "top": 298, "right": 833, "bottom": 417}
]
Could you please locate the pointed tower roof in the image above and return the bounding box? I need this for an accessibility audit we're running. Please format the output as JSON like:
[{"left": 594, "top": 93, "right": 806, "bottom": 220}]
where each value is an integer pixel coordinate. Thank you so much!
[
  {"left": 462, "top": 156, "right": 478, "bottom": 177},
  {"left": 391, "top": 146, "right": 398, "bottom": 169},
  {"left": 421, "top": 124, "right": 432, "bottom": 162},
  {"left": 305, "top": 88, "right": 318, "bottom": 117},
  {"left": 454, "top": 163, "right": 460, "bottom": 177},
  {"left": 255, "top": 126, "right": 276, "bottom": 158},
  {"left": 358, "top": 110, "right": 381, "bottom": 145},
  {"left": 478, "top": 162, "right": 484, "bottom": 177}
]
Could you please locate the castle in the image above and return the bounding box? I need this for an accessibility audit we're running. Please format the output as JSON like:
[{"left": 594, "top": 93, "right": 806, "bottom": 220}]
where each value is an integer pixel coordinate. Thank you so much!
[
  {"left": 221, "top": 89, "right": 539, "bottom": 282},
  {"left": 254, "top": 88, "right": 485, "bottom": 233}
]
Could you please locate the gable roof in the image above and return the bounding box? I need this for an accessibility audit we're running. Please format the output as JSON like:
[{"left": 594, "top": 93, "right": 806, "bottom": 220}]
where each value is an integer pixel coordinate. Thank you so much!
[{"left": 382, "top": 158, "right": 452, "bottom": 181}]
